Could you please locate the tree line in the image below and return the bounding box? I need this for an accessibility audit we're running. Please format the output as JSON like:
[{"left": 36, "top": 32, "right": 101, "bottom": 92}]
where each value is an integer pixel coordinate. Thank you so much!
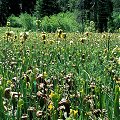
[
  {"left": 0, "top": 0, "right": 36, "bottom": 25},
  {"left": 0, "top": 0, "right": 119, "bottom": 32}
]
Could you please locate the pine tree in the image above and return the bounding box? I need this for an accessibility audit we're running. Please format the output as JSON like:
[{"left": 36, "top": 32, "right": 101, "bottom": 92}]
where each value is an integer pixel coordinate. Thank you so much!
[
  {"left": 98, "top": 0, "right": 113, "bottom": 32},
  {"left": 35, "top": 0, "right": 61, "bottom": 18},
  {"left": 8, "top": 0, "right": 21, "bottom": 16},
  {"left": 35, "top": 0, "right": 43, "bottom": 18},
  {"left": 58, "top": 0, "right": 69, "bottom": 12},
  {"left": 21, "top": 0, "right": 36, "bottom": 14},
  {"left": 0, "top": 0, "right": 9, "bottom": 25},
  {"left": 76, "top": 0, "right": 113, "bottom": 32}
]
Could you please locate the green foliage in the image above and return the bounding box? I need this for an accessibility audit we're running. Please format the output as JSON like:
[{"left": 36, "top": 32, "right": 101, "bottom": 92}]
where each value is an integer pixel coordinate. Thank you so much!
[
  {"left": 112, "top": 0, "right": 120, "bottom": 10},
  {"left": 8, "top": 13, "right": 35, "bottom": 30},
  {"left": 0, "top": 86, "right": 6, "bottom": 119},
  {"left": 34, "top": 0, "right": 43, "bottom": 18},
  {"left": 35, "top": 0, "right": 60, "bottom": 18},
  {"left": 108, "top": 11, "right": 120, "bottom": 32},
  {"left": 8, "top": 15, "right": 22, "bottom": 28},
  {"left": 0, "top": 28, "right": 119, "bottom": 119},
  {"left": 19, "top": 13, "right": 35, "bottom": 30},
  {"left": 114, "top": 85, "right": 119, "bottom": 120},
  {"left": 7, "top": 12, "right": 80, "bottom": 32},
  {"left": 57, "top": 0, "right": 69, "bottom": 12},
  {"left": 112, "top": 11, "right": 120, "bottom": 30},
  {"left": 68, "top": 0, "right": 79, "bottom": 11},
  {"left": 40, "top": 12, "right": 80, "bottom": 32},
  {"left": 8, "top": 11, "right": 97, "bottom": 32},
  {"left": 84, "top": 20, "right": 95, "bottom": 32},
  {"left": 2, "top": 0, "right": 119, "bottom": 32}
]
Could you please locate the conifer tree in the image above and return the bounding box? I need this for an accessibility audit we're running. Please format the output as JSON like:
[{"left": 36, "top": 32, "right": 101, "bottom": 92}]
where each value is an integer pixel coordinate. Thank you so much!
[
  {"left": 35, "top": 0, "right": 61, "bottom": 18},
  {"left": 21, "top": 0, "right": 36, "bottom": 14},
  {"left": 0, "top": 0, "right": 9, "bottom": 25}
]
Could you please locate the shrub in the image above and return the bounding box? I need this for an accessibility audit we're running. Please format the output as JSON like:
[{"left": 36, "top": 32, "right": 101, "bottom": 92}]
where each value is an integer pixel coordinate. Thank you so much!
[
  {"left": 19, "top": 13, "right": 35, "bottom": 30},
  {"left": 8, "top": 13, "right": 35, "bottom": 30},
  {"left": 7, "top": 12, "right": 81, "bottom": 32},
  {"left": 40, "top": 12, "right": 80, "bottom": 32},
  {"left": 8, "top": 15, "right": 22, "bottom": 28}
]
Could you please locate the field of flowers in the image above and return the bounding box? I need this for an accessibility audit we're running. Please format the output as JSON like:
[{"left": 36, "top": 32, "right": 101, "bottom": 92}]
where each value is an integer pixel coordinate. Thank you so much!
[{"left": 0, "top": 26, "right": 119, "bottom": 120}]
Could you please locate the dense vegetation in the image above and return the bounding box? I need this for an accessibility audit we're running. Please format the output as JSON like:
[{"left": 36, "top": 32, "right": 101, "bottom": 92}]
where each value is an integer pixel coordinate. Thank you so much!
[
  {"left": 0, "top": 0, "right": 119, "bottom": 120},
  {"left": 0, "top": 26, "right": 120, "bottom": 120},
  {"left": 0, "top": 0, "right": 120, "bottom": 32}
]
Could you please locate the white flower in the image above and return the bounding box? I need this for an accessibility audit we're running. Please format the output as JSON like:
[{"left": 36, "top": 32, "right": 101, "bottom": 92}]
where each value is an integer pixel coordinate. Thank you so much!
[{"left": 70, "top": 40, "right": 73, "bottom": 45}]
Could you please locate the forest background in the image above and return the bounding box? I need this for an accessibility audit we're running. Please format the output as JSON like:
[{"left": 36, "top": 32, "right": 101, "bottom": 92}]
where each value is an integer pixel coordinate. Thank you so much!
[{"left": 0, "top": 0, "right": 120, "bottom": 32}]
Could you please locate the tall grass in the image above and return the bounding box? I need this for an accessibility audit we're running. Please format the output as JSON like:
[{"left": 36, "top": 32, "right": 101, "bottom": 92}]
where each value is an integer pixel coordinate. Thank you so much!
[{"left": 0, "top": 27, "right": 119, "bottom": 119}]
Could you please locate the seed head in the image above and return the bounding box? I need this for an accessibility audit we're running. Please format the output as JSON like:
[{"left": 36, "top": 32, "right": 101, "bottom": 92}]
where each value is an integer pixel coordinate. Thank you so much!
[
  {"left": 61, "top": 33, "right": 66, "bottom": 39},
  {"left": 41, "top": 32, "right": 46, "bottom": 40}
]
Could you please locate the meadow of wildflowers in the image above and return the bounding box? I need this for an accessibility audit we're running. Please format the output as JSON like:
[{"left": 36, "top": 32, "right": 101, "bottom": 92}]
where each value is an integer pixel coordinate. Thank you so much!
[{"left": 0, "top": 23, "right": 119, "bottom": 120}]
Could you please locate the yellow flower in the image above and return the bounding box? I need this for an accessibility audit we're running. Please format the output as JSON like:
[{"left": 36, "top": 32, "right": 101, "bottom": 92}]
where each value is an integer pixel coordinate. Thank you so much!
[
  {"left": 74, "top": 110, "right": 78, "bottom": 116},
  {"left": 116, "top": 80, "right": 120, "bottom": 84},
  {"left": 49, "top": 91, "right": 55, "bottom": 99},
  {"left": 48, "top": 102, "right": 54, "bottom": 111},
  {"left": 70, "top": 109, "right": 78, "bottom": 117}
]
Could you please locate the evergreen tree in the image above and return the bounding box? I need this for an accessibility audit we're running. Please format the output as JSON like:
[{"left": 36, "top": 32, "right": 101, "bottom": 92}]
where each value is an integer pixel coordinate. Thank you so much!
[
  {"left": 58, "top": 0, "right": 69, "bottom": 12},
  {"left": 35, "top": 0, "right": 43, "bottom": 18},
  {"left": 112, "top": 0, "right": 120, "bottom": 11},
  {"left": 98, "top": 0, "right": 113, "bottom": 32},
  {"left": 76, "top": 0, "right": 113, "bottom": 32},
  {"left": 0, "top": 0, "right": 36, "bottom": 25},
  {"left": 0, "top": 0, "right": 9, "bottom": 25},
  {"left": 35, "top": 0, "right": 61, "bottom": 18},
  {"left": 21, "top": 0, "right": 36, "bottom": 14},
  {"left": 8, "top": 0, "right": 21, "bottom": 16}
]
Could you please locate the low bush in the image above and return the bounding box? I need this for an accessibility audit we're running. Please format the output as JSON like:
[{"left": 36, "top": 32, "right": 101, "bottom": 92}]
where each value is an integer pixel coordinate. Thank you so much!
[
  {"left": 8, "top": 13, "right": 35, "bottom": 31},
  {"left": 8, "top": 15, "right": 22, "bottom": 28},
  {"left": 8, "top": 12, "right": 81, "bottom": 32},
  {"left": 19, "top": 13, "right": 35, "bottom": 30},
  {"left": 40, "top": 12, "right": 80, "bottom": 32}
]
